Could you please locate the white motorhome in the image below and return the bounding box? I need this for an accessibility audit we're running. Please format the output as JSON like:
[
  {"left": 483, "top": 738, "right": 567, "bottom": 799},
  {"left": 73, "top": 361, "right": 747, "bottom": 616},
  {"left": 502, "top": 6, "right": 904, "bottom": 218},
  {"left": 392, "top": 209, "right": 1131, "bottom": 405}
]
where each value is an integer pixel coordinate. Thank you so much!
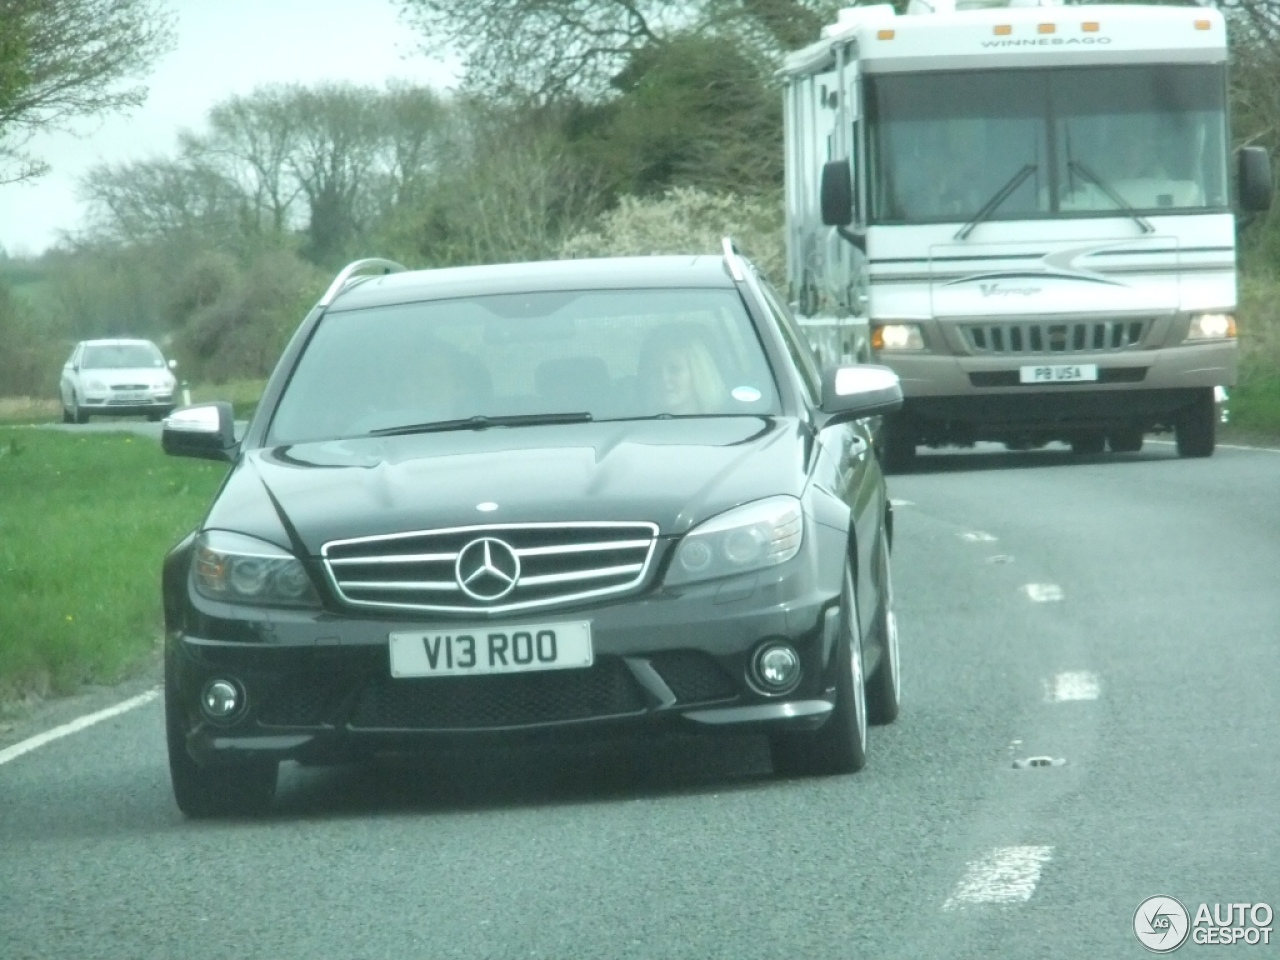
[{"left": 780, "top": 0, "right": 1272, "bottom": 469}]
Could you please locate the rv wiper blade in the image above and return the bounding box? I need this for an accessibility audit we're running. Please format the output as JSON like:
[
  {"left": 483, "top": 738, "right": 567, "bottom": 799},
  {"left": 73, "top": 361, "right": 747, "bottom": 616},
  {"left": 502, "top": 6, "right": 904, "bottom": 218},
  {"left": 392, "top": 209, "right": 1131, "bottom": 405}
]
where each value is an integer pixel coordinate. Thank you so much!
[
  {"left": 955, "top": 164, "right": 1038, "bottom": 241},
  {"left": 370, "top": 412, "right": 593, "bottom": 437},
  {"left": 1067, "top": 160, "right": 1154, "bottom": 234}
]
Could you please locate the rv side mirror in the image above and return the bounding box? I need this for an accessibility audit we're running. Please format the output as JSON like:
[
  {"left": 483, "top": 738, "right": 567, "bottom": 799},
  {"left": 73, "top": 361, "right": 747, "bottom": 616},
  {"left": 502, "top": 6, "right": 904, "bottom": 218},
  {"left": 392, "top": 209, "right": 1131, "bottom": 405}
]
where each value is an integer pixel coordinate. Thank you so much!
[
  {"left": 821, "top": 160, "right": 854, "bottom": 227},
  {"left": 1238, "top": 146, "right": 1272, "bottom": 213}
]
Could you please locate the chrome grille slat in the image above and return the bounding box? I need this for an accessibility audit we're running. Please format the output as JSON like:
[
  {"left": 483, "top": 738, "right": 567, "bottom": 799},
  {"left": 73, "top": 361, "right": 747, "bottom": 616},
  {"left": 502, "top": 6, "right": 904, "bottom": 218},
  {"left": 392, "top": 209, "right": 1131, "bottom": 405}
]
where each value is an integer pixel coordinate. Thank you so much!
[
  {"left": 323, "top": 522, "right": 659, "bottom": 615},
  {"left": 963, "top": 318, "right": 1152, "bottom": 355},
  {"left": 518, "top": 563, "right": 645, "bottom": 587},
  {"left": 329, "top": 552, "right": 456, "bottom": 566}
]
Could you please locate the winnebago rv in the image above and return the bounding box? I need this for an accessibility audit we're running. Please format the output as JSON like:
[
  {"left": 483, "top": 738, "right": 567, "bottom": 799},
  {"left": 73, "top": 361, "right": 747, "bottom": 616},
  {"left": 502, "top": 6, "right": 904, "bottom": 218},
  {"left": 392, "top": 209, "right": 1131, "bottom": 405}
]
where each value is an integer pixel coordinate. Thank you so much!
[{"left": 781, "top": 0, "right": 1272, "bottom": 469}]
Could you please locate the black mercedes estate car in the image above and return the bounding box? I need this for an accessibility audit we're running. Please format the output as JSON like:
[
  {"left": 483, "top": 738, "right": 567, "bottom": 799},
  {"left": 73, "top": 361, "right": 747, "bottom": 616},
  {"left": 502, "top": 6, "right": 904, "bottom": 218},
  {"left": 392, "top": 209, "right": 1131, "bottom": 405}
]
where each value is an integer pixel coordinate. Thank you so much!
[{"left": 160, "top": 243, "right": 904, "bottom": 816}]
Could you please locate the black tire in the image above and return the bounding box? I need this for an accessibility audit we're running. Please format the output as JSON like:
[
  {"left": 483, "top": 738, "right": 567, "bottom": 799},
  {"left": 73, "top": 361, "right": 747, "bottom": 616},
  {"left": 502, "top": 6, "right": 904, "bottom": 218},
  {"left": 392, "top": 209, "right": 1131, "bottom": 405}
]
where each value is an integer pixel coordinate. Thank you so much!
[
  {"left": 61, "top": 405, "right": 73, "bottom": 424},
  {"left": 1069, "top": 432, "right": 1105, "bottom": 455},
  {"left": 166, "top": 681, "right": 277, "bottom": 818},
  {"left": 146, "top": 410, "right": 164, "bottom": 422},
  {"left": 770, "top": 560, "right": 868, "bottom": 777},
  {"left": 1175, "top": 389, "right": 1215, "bottom": 458},
  {"left": 1108, "top": 428, "right": 1144, "bottom": 454},
  {"left": 72, "top": 395, "right": 89, "bottom": 424},
  {"left": 865, "top": 534, "right": 901, "bottom": 726}
]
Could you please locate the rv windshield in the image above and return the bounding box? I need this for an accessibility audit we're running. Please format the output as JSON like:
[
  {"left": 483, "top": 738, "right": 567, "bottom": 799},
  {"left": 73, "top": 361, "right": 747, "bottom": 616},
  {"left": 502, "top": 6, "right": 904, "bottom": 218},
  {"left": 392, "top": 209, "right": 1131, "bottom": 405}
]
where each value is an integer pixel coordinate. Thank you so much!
[{"left": 865, "top": 63, "right": 1229, "bottom": 226}]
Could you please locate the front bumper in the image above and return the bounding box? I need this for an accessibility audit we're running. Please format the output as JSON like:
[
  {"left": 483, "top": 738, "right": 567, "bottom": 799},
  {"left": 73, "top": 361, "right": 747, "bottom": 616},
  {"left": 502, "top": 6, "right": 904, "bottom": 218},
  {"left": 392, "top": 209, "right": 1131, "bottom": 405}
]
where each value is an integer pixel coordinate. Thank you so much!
[
  {"left": 82, "top": 395, "right": 174, "bottom": 417},
  {"left": 166, "top": 536, "right": 848, "bottom": 765}
]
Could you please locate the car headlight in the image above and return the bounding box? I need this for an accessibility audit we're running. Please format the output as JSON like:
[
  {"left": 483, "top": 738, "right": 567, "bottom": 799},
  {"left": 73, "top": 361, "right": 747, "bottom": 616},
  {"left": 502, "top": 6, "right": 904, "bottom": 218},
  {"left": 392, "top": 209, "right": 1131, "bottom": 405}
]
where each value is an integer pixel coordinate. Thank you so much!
[
  {"left": 666, "top": 496, "right": 803, "bottom": 586},
  {"left": 85, "top": 378, "right": 107, "bottom": 393},
  {"left": 1186, "top": 313, "right": 1236, "bottom": 341},
  {"left": 872, "top": 323, "right": 926, "bottom": 351},
  {"left": 193, "top": 531, "right": 320, "bottom": 607}
]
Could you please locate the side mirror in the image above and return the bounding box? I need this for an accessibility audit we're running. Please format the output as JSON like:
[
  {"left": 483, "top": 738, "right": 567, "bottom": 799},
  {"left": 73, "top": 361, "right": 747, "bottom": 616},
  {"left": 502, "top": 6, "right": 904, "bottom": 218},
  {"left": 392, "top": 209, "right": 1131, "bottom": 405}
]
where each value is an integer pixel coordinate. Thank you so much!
[
  {"left": 818, "top": 364, "right": 903, "bottom": 424},
  {"left": 162, "top": 401, "right": 238, "bottom": 462},
  {"left": 821, "top": 160, "right": 853, "bottom": 227},
  {"left": 1238, "top": 146, "right": 1272, "bottom": 213}
]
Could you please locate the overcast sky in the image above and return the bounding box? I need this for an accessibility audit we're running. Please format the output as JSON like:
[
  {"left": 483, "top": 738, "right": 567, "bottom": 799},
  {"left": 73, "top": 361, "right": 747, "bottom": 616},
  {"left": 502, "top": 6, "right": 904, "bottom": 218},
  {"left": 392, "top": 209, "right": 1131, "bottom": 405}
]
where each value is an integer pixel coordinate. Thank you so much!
[{"left": 0, "top": 0, "right": 456, "bottom": 257}]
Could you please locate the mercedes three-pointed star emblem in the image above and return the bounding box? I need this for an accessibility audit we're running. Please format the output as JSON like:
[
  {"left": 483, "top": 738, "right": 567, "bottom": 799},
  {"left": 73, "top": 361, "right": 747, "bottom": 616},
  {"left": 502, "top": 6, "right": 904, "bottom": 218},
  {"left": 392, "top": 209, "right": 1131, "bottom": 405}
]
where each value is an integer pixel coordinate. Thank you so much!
[{"left": 454, "top": 537, "right": 521, "bottom": 601}]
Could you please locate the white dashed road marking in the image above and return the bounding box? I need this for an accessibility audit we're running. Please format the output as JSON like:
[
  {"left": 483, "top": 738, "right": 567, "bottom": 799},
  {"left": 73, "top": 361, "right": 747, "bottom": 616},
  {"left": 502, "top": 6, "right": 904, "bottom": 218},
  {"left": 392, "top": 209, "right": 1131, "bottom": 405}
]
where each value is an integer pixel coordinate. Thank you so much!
[
  {"left": 889, "top": 498, "right": 914, "bottom": 507},
  {"left": 960, "top": 531, "right": 998, "bottom": 542},
  {"left": 943, "top": 846, "right": 1055, "bottom": 909},
  {"left": 1044, "top": 671, "right": 1100, "bottom": 702},
  {"left": 0, "top": 689, "right": 159, "bottom": 767},
  {"left": 1023, "top": 583, "right": 1064, "bottom": 602}
]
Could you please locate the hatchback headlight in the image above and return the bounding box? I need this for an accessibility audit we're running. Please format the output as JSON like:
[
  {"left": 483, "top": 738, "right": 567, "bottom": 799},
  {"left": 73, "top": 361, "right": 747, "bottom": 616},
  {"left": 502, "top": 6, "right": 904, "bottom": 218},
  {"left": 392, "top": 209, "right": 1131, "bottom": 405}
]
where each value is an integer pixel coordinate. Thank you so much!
[
  {"left": 193, "top": 531, "right": 319, "bottom": 607},
  {"left": 666, "top": 496, "right": 803, "bottom": 586},
  {"left": 1186, "top": 313, "right": 1236, "bottom": 341},
  {"left": 872, "top": 323, "right": 926, "bottom": 351}
]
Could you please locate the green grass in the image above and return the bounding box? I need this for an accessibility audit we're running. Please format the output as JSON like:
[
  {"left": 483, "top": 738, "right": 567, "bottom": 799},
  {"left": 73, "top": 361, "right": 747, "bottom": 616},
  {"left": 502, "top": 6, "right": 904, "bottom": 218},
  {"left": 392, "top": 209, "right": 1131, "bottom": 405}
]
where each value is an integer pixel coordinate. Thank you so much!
[
  {"left": 1233, "top": 272, "right": 1280, "bottom": 441},
  {"left": 0, "top": 429, "right": 225, "bottom": 704},
  {"left": 189, "top": 378, "right": 267, "bottom": 421}
]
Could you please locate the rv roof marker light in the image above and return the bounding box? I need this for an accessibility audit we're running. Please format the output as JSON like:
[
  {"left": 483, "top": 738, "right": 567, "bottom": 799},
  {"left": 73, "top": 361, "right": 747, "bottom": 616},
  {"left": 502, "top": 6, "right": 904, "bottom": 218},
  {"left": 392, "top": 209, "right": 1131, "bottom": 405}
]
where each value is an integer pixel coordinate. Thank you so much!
[
  {"left": 1037, "top": 22, "right": 1056, "bottom": 34},
  {"left": 1082, "top": 21, "right": 1099, "bottom": 32},
  {"left": 1194, "top": 19, "right": 1211, "bottom": 30},
  {"left": 994, "top": 24, "right": 1012, "bottom": 35},
  {"left": 877, "top": 28, "right": 895, "bottom": 40}
]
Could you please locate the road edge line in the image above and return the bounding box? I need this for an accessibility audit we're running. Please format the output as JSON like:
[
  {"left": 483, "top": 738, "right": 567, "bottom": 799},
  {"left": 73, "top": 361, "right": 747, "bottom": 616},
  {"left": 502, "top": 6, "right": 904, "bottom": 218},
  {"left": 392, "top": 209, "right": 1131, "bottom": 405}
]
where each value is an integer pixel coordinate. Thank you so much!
[{"left": 0, "top": 688, "right": 160, "bottom": 767}]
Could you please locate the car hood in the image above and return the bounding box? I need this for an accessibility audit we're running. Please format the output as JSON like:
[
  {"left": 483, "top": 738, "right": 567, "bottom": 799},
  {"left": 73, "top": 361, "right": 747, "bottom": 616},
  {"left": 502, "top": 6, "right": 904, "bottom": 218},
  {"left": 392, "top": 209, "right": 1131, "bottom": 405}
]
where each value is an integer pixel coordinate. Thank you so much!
[{"left": 205, "top": 417, "right": 811, "bottom": 554}]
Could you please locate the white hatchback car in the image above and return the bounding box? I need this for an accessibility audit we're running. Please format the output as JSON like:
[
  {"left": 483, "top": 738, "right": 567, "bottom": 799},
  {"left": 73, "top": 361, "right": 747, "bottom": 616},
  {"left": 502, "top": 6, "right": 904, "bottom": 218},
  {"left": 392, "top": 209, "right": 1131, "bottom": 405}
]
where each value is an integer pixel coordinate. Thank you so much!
[{"left": 59, "top": 339, "right": 179, "bottom": 423}]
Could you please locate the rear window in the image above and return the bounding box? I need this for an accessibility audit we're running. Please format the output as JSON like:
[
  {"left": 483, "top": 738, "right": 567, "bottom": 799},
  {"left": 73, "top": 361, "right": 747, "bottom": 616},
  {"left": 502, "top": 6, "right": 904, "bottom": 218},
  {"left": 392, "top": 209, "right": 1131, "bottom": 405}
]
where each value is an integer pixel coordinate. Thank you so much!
[{"left": 268, "top": 288, "right": 782, "bottom": 444}]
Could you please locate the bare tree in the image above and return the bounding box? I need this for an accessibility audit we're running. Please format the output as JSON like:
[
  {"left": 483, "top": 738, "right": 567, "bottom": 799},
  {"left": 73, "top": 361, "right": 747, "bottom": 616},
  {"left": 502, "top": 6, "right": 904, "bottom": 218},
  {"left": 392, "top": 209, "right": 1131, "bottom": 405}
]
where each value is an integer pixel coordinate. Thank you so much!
[{"left": 0, "top": 0, "right": 175, "bottom": 182}]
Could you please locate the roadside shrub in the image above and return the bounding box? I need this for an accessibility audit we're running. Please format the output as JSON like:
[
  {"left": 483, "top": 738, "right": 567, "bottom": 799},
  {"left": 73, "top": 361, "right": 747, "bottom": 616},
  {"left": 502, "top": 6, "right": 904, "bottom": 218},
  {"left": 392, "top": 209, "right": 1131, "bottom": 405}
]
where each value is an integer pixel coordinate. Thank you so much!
[{"left": 560, "top": 187, "right": 785, "bottom": 288}]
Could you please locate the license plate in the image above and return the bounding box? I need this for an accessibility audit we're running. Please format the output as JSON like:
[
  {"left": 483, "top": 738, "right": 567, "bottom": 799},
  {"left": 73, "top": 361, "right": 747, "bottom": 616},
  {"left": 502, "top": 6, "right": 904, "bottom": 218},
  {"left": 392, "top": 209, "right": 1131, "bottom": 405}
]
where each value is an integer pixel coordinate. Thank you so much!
[
  {"left": 389, "top": 621, "right": 593, "bottom": 678},
  {"left": 111, "top": 391, "right": 147, "bottom": 403},
  {"left": 1019, "top": 364, "right": 1098, "bottom": 384}
]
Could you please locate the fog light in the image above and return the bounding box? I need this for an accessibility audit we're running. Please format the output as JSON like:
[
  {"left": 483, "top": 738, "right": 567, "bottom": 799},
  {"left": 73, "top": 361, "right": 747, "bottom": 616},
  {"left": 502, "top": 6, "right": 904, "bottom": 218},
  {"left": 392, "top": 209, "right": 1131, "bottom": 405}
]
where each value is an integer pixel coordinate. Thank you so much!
[
  {"left": 201, "top": 679, "right": 243, "bottom": 721},
  {"left": 750, "top": 642, "right": 802, "bottom": 695}
]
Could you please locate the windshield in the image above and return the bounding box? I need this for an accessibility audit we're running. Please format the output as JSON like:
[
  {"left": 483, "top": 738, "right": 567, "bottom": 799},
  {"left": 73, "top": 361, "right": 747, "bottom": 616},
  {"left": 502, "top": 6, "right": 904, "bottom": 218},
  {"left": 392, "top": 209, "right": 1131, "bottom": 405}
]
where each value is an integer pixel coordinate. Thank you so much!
[
  {"left": 866, "top": 64, "right": 1229, "bottom": 225},
  {"left": 268, "top": 288, "right": 781, "bottom": 444},
  {"left": 81, "top": 342, "right": 166, "bottom": 369}
]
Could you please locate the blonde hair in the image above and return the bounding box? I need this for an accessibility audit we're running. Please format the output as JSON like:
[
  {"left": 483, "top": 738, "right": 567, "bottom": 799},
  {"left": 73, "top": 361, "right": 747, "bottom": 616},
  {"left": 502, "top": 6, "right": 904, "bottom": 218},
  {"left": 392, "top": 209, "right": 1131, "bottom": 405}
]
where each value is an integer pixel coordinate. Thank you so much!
[{"left": 639, "top": 325, "right": 728, "bottom": 414}]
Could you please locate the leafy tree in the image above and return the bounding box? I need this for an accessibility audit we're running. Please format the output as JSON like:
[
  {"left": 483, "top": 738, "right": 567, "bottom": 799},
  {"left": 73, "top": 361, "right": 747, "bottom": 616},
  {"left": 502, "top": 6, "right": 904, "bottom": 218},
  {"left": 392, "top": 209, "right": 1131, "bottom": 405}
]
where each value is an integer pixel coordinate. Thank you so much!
[
  {"left": 0, "top": 0, "right": 175, "bottom": 182},
  {"left": 396, "top": 0, "right": 839, "bottom": 101}
]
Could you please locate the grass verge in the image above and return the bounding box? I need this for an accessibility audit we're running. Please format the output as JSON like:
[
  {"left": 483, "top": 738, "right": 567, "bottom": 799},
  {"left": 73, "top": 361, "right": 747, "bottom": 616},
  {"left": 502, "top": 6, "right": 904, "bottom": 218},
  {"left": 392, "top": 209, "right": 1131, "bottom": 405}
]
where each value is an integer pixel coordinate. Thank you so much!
[{"left": 0, "top": 428, "right": 225, "bottom": 706}]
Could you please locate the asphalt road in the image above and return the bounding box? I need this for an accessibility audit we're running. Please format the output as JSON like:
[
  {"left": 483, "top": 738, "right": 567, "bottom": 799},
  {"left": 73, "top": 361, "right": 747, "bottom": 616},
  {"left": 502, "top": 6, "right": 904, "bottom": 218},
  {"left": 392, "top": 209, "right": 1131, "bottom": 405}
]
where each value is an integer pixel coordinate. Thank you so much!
[{"left": 2, "top": 439, "right": 1277, "bottom": 960}]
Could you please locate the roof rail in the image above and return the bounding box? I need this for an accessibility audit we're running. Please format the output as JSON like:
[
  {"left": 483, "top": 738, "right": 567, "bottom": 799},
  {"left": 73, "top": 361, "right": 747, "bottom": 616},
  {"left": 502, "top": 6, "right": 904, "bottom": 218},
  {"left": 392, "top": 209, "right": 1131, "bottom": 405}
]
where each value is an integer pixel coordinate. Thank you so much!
[
  {"left": 720, "top": 236, "right": 745, "bottom": 282},
  {"left": 318, "top": 258, "right": 409, "bottom": 307}
]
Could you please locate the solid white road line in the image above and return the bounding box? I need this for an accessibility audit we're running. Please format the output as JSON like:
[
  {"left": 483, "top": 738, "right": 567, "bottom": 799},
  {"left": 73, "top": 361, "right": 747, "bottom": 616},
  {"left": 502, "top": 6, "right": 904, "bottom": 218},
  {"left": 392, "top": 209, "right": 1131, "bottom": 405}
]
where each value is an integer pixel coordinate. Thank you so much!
[
  {"left": 0, "top": 688, "right": 159, "bottom": 767},
  {"left": 1148, "top": 438, "right": 1280, "bottom": 454},
  {"left": 1044, "top": 671, "right": 1100, "bottom": 702},
  {"left": 943, "top": 846, "right": 1055, "bottom": 909},
  {"left": 1023, "top": 583, "right": 1064, "bottom": 602}
]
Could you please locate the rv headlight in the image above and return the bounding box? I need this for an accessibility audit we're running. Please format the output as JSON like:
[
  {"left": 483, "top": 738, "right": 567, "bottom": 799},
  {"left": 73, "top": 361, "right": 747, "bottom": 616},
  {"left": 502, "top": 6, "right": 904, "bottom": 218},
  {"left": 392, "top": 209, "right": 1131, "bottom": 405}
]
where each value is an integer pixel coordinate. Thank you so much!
[
  {"left": 1186, "top": 313, "right": 1236, "bottom": 341},
  {"left": 872, "top": 323, "right": 926, "bottom": 351}
]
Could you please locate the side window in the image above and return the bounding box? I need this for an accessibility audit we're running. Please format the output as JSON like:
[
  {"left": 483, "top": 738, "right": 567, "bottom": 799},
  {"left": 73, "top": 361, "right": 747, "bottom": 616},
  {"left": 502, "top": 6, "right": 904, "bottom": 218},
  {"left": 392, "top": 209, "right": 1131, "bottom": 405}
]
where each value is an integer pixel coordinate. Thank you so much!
[{"left": 753, "top": 273, "right": 822, "bottom": 402}]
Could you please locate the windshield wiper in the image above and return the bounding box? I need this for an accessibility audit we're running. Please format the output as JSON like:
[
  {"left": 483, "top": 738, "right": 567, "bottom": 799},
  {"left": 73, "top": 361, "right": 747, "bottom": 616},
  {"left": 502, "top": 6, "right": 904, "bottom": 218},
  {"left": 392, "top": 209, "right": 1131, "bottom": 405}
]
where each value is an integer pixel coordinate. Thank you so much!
[
  {"left": 370, "top": 412, "right": 593, "bottom": 437},
  {"left": 1067, "top": 160, "right": 1154, "bottom": 234},
  {"left": 954, "top": 164, "right": 1038, "bottom": 241}
]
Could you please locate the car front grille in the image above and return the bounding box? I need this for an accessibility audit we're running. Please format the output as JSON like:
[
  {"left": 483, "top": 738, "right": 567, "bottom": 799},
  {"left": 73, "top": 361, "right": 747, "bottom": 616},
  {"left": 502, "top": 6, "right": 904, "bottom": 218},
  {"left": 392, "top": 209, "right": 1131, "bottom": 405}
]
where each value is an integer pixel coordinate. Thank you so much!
[
  {"left": 322, "top": 522, "right": 658, "bottom": 615},
  {"left": 648, "top": 650, "right": 737, "bottom": 704},
  {"left": 963, "top": 319, "right": 1151, "bottom": 355},
  {"left": 257, "top": 675, "right": 343, "bottom": 727},
  {"left": 348, "top": 659, "right": 646, "bottom": 730}
]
